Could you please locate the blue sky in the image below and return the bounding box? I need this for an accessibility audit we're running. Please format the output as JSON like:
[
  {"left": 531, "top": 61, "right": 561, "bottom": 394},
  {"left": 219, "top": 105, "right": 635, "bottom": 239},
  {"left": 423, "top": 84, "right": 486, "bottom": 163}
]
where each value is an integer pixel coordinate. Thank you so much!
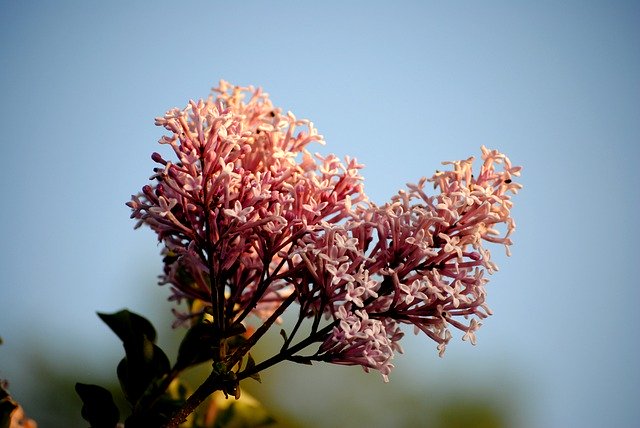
[{"left": 1, "top": 1, "right": 639, "bottom": 427}]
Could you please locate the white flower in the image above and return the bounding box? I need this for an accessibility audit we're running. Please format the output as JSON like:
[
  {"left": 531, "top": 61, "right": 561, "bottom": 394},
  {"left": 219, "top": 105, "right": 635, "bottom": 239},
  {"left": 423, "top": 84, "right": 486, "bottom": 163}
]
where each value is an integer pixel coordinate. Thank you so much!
[{"left": 223, "top": 200, "right": 255, "bottom": 222}]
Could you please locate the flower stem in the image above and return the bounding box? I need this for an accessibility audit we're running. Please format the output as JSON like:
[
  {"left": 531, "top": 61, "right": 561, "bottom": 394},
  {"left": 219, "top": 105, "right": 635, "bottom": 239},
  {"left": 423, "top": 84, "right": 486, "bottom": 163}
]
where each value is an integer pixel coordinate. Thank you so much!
[
  {"left": 165, "top": 371, "right": 224, "bottom": 428},
  {"left": 238, "top": 322, "right": 335, "bottom": 381}
]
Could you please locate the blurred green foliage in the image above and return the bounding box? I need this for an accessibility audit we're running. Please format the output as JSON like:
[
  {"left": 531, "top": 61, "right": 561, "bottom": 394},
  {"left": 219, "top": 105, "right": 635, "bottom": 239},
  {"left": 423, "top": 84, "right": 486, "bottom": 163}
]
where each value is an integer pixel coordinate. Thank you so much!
[
  {"left": 4, "top": 309, "right": 520, "bottom": 428},
  {"left": 438, "top": 400, "right": 503, "bottom": 428}
]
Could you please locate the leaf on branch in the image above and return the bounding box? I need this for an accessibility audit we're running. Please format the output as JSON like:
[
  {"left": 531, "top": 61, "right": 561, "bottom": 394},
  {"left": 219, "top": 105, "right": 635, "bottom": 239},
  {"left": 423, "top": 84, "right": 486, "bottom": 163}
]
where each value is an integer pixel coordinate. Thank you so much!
[
  {"left": 224, "top": 323, "right": 247, "bottom": 338},
  {"left": 125, "top": 396, "right": 185, "bottom": 428},
  {"left": 245, "top": 353, "right": 256, "bottom": 371},
  {"left": 75, "top": 383, "right": 120, "bottom": 428},
  {"left": 98, "top": 309, "right": 157, "bottom": 344},
  {"left": 175, "top": 322, "right": 217, "bottom": 370},
  {"left": 116, "top": 342, "right": 171, "bottom": 405},
  {"left": 245, "top": 354, "right": 262, "bottom": 383},
  {"left": 98, "top": 310, "right": 170, "bottom": 404}
]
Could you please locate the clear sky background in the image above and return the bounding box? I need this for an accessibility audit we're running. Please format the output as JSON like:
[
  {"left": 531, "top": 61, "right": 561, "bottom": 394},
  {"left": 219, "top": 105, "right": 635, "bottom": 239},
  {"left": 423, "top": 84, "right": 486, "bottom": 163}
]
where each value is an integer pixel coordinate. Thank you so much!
[{"left": 1, "top": 1, "right": 638, "bottom": 427}]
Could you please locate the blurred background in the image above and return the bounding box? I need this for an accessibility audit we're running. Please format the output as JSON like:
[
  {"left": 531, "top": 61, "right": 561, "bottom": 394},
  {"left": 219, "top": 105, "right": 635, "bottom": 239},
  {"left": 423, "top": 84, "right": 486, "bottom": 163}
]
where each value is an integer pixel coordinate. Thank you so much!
[{"left": 1, "top": 1, "right": 638, "bottom": 427}]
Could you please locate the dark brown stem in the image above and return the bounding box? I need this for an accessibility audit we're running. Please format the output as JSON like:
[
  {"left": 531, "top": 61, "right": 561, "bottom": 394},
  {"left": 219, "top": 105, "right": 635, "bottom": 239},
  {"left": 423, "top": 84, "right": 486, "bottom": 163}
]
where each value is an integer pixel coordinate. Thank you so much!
[
  {"left": 234, "top": 255, "right": 288, "bottom": 326},
  {"left": 166, "top": 292, "right": 299, "bottom": 426},
  {"left": 165, "top": 371, "right": 224, "bottom": 428},
  {"left": 281, "top": 298, "right": 309, "bottom": 351},
  {"left": 227, "top": 292, "right": 298, "bottom": 369},
  {"left": 166, "top": 313, "right": 335, "bottom": 428},
  {"left": 238, "top": 322, "right": 335, "bottom": 381}
]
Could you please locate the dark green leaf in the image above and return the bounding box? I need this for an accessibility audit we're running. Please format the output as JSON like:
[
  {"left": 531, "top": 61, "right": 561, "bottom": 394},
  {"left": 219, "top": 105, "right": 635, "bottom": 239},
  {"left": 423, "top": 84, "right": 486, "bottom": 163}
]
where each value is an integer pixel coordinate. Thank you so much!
[
  {"left": 125, "top": 412, "right": 169, "bottom": 428},
  {"left": 152, "top": 396, "right": 185, "bottom": 419},
  {"left": 116, "top": 341, "right": 171, "bottom": 405},
  {"left": 175, "top": 322, "right": 217, "bottom": 370},
  {"left": 75, "top": 383, "right": 120, "bottom": 428},
  {"left": 245, "top": 354, "right": 261, "bottom": 383},
  {"left": 245, "top": 353, "right": 256, "bottom": 371},
  {"left": 224, "top": 323, "right": 247, "bottom": 338},
  {"left": 97, "top": 310, "right": 157, "bottom": 344},
  {"left": 225, "top": 325, "right": 248, "bottom": 350},
  {"left": 124, "top": 394, "right": 186, "bottom": 428},
  {"left": 97, "top": 310, "right": 170, "bottom": 405}
]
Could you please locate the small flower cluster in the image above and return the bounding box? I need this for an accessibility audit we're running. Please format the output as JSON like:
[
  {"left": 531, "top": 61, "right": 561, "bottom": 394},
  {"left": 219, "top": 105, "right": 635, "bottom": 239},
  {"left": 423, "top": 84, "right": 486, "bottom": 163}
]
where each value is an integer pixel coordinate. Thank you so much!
[
  {"left": 305, "top": 147, "right": 521, "bottom": 380},
  {"left": 128, "top": 81, "right": 521, "bottom": 381},
  {"left": 128, "top": 82, "right": 365, "bottom": 326}
]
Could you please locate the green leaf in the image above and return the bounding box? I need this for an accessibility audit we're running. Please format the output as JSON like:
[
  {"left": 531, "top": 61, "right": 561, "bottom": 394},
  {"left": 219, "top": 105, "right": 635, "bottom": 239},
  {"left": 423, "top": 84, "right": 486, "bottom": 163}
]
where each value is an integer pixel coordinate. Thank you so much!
[
  {"left": 98, "top": 310, "right": 170, "bottom": 405},
  {"left": 245, "top": 353, "right": 256, "bottom": 371},
  {"left": 116, "top": 341, "right": 171, "bottom": 404},
  {"left": 124, "top": 381, "right": 189, "bottom": 428},
  {"left": 175, "top": 322, "right": 217, "bottom": 370},
  {"left": 125, "top": 398, "right": 181, "bottom": 428},
  {"left": 245, "top": 354, "right": 261, "bottom": 383},
  {"left": 224, "top": 323, "right": 247, "bottom": 338},
  {"left": 225, "top": 324, "right": 248, "bottom": 351},
  {"left": 75, "top": 383, "right": 120, "bottom": 428},
  {"left": 97, "top": 310, "right": 157, "bottom": 344}
]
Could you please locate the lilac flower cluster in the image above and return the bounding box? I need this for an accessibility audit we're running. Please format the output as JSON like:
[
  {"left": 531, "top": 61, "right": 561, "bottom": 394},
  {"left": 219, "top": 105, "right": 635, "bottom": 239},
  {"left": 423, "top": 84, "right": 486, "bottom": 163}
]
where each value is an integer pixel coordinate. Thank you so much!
[{"left": 128, "top": 81, "right": 521, "bottom": 381}]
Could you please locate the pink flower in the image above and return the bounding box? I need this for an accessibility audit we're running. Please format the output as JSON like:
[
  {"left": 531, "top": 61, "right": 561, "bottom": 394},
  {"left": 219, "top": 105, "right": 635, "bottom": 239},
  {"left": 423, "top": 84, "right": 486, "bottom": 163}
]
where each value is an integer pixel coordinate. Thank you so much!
[
  {"left": 301, "top": 144, "right": 521, "bottom": 375},
  {"left": 320, "top": 307, "right": 401, "bottom": 382},
  {"left": 129, "top": 81, "right": 521, "bottom": 381},
  {"left": 128, "top": 81, "right": 367, "bottom": 330}
]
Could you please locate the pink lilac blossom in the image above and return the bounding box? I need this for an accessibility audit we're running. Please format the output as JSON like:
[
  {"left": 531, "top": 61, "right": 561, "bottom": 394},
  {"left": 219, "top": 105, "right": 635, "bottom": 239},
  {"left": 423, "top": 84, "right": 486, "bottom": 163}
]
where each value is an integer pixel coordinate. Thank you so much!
[{"left": 128, "top": 81, "right": 521, "bottom": 381}]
